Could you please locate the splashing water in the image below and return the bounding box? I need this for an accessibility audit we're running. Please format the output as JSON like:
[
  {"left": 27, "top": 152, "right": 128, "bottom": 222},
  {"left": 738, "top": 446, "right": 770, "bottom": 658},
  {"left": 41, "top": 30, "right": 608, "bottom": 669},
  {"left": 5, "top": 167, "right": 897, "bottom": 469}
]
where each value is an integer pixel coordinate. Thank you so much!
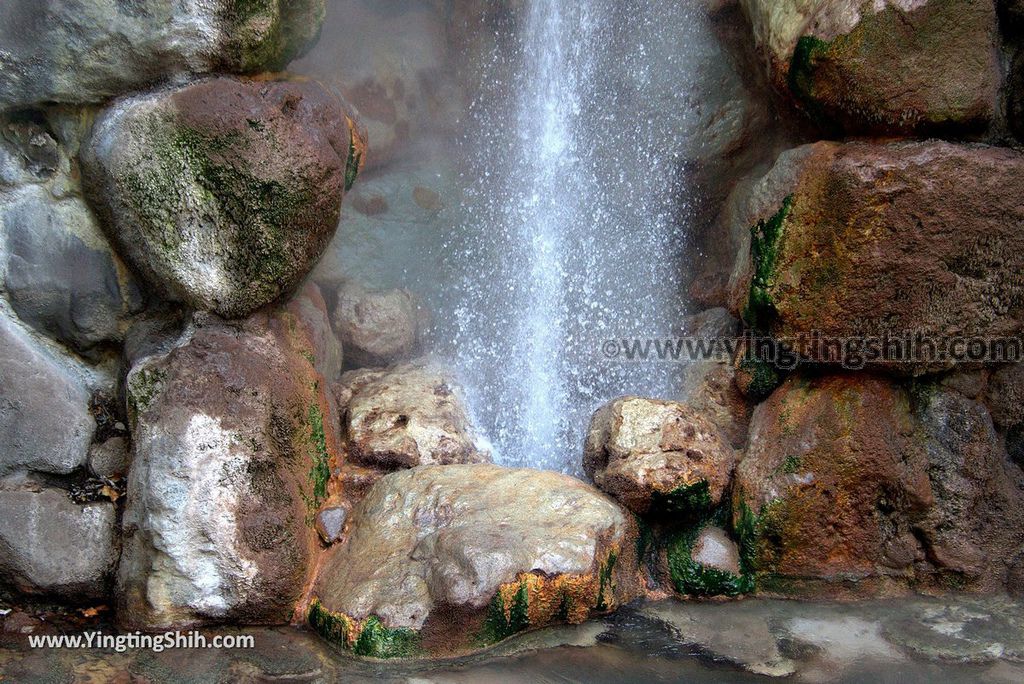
[{"left": 436, "top": 0, "right": 703, "bottom": 473}]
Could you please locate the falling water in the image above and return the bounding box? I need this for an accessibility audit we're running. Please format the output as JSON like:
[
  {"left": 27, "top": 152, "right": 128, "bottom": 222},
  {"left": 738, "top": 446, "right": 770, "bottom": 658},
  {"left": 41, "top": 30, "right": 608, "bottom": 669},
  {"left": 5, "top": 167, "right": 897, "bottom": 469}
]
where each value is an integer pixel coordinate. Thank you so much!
[{"left": 437, "top": 0, "right": 701, "bottom": 473}]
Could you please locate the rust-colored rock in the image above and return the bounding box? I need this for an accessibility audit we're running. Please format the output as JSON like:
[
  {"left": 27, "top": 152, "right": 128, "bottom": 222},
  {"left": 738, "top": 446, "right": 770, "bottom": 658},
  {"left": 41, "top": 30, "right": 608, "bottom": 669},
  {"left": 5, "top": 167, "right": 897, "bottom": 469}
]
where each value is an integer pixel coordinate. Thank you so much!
[
  {"left": 117, "top": 310, "right": 341, "bottom": 629},
  {"left": 741, "top": 0, "right": 1000, "bottom": 134},
  {"left": 735, "top": 374, "right": 1024, "bottom": 595},
  {"left": 730, "top": 141, "right": 1024, "bottom": 373}
]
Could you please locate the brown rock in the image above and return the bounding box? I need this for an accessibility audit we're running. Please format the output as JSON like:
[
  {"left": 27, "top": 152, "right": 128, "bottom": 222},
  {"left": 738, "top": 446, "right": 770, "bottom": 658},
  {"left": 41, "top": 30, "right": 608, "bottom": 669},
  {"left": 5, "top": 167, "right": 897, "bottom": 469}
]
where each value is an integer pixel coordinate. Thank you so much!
[
  {"left": 735, "top": 374, "right": 1024, "bottom": 594},
  {"left": 117, "top": 311, "right": 341, "bottom": 628},
  {"left": 584, "top": 397, "right": 739, "bottom": 515},
  {"left": 82, "top": 76, "right": 366, "bottom": 319},
  {"left": 730, "top": 141, "right": 1024, "bottom": 373}
]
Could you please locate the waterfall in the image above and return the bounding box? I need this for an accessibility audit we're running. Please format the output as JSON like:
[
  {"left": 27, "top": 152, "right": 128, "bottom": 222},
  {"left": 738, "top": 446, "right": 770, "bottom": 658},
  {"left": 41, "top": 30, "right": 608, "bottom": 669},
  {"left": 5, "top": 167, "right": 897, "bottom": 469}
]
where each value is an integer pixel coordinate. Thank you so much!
[{"left": 438, "top": 0, "right": 700, "bottom": 473}]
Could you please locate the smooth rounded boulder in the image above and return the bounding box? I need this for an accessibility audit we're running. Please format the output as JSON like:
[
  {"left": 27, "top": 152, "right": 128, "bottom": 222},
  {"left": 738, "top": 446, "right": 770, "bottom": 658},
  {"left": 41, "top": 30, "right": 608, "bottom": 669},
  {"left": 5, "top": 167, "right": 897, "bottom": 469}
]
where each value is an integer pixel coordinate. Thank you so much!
[
  {"left": 82, "top": 76, "right": 366, "bottom": 319},
  {"left": 308, "top": 464, "right": 639, "bottom": 657}
]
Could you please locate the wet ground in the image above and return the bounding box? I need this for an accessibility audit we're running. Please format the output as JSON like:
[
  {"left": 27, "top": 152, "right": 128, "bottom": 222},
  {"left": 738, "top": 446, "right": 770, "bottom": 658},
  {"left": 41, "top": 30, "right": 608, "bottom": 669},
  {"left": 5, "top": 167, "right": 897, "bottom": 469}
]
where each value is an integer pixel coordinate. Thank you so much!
[{"left": 1, "top": 596, "right": 1022, "bottom": 683}]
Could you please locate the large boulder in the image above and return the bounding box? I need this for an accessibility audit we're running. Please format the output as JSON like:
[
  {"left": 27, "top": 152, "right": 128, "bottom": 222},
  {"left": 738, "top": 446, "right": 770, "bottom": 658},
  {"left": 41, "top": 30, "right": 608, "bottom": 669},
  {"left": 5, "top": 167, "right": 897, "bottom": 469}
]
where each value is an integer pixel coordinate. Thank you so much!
[
  {"left": 332, "top": 281, "right": 423, "bottom": 368},
  {"left": 0, "top": 0, "right": 326, "bottom": 111},
  {"left": 0, "top": 487, "right": 116, "bottom": 600},
  {"left": 730, "top": 141, "right": 1024, "bottom": 372},
  {"left": 309, "top": 464, "right": 639, "bottom": 656},
  {"left": 1, "top": 118, "right": 144, "bottom": 350},
  {"left": 734, "top": 374, "right": 1024, "bottom": 595},
  {"left": 81, "top": 76, "right": 366, "bottom": 319},
  {"left": 339, "top": 362, "right": 488, "bottom": 470},
  {"left": 0, "top": 310, "right": 94, "bottom": 476},
  {"left": 740, "top": 0, "right": 1000, "bottom": 134},
  {"left": 584, "top": 397, "right": 738, "bottom": 515},
  {"left": 117, "top": 311, "right": 341, "bottom": 629}
]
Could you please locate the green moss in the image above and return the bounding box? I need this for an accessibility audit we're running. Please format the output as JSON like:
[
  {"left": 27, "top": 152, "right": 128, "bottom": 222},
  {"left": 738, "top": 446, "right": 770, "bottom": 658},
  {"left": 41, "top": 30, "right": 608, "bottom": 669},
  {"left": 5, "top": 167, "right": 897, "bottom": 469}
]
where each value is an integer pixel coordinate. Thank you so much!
[
  {"left": 735, "top": 499, "right": 788, "bottom": 577},
  {"left": 666, "top": 525, "right": 753, "bottom": 597},
  {"left": 308, "top": 600, "right": 419, "bottom": 659},
  {"left": 788, "top": 36, "right": 831, "bottom": 103},
  {"left": 301, "top": 402, "right": 330, "bottom": 524},
  {"left": 744, "top": 196, "right": 794, "bottom": 330},
  {"left": 739, "top": 358, "right": 783, "bottom": 402},
  {"left": 480, "top": 581, "right": 531, "bottom": 644},
  {"left": 649, "top": 480, "right": 713, "bottom": 520},
  {"left": 344, "top": 131, "right": 362, "bottom": 192},
  {"left": 308, "top": 598, "right": 350, "bottom": 645},
  {"left": 780, "top": 455, "right": 802, "bottom": 475},
  {"left": 353, "top": 616, "right": 420, "bottom": 659},
  {"left": 594, "top": 550, "right": 618, "bottom": 611}
]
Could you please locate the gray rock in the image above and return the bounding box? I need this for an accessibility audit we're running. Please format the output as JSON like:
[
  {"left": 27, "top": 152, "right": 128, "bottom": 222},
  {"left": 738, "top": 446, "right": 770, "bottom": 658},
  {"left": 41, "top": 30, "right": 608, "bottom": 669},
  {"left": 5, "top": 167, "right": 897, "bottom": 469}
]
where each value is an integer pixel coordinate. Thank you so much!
[
  {"left": 0, "top": 488, "right": 116, "bottom": 600},
  {"left": 81, "top": 76, "right": 363, "bottom": 319},
  {"left": 0, "top": 0, "right": 326, "bottom": 111},
  {"left": 310, "top": 160, "right": 460, "bottom": 295},
  {"left": 691, "top": 526, "right": 741, "bottom": 575},
  {"left": 88, "top": 436, "right": 130, "bottom": 479},
  {"left": 0, "top": 310, "right": 94, "bottom": 476},
  {"left": 117, "top": 312, "right": 335, "bottom": 629},
  {"left": 315, "top": 507, "right": 348, "bottom": 545},
  {"left": 0, "top": 117, "right": 145, "bottom": 349},
  {"left": 332, "top": 281, "right": 422, "bottom": 368},
  {"left": 340, "top": 362, "right": 489, "bottom": 469},
  {"left": 312, "top": 464, "right": 636, "bottom": 631}
]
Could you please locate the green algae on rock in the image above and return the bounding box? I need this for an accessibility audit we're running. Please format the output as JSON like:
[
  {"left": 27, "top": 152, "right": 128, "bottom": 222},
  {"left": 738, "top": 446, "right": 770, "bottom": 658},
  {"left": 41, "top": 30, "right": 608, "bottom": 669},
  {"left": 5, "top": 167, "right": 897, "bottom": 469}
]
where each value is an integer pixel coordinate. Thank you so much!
[{"left": 81, "top": 76, "right": 366, "bottom": 319}]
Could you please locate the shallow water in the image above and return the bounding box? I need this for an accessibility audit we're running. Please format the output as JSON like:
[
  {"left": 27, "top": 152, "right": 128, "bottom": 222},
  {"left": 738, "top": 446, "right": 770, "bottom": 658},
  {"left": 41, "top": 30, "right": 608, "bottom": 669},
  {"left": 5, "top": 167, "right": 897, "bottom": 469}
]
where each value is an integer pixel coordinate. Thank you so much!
[{"left": 3, "top": 597, "right": 1022, "bottom": 683}]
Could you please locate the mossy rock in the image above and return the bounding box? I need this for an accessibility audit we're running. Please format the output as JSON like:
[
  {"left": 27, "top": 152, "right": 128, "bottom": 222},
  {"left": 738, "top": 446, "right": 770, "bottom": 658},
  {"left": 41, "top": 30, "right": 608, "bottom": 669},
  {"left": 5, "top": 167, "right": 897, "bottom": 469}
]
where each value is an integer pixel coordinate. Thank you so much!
[{"left": 82, "top": 76, "right": 363, "bottom": 319}]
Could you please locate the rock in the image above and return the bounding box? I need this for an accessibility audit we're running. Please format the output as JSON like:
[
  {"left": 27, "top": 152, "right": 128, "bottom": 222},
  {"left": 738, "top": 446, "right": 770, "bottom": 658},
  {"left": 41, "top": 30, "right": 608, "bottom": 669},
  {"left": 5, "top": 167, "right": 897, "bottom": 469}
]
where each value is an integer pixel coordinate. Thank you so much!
[
  {"left": 583, "top": 397, "right": 738, "bottom": 515},
  {"left": 691, "top": 526, "right": 741, "bottom": 576},
  {"left": 315, "top": 506, "right": 348, "bottom": 545},
  {"left": 88, "top": 436, "right": 130, "bottom": 479},
  {"left": 332, "top": 281, "right": 422, "bottom": 368},
  {"left": 0, "top": 488, "right": 116, "bottom": 600},
  {"left": 735, "top": 374, "right": 1024, "bottom": 594},
  {"left": 0, "top": 310, "right": 94, "bottom": 476},
  {"left": 640, "top": 601, "right": 797, "bottom": 677},
  {"left": 740, "top": 0, "right": 999, "bottom": 134},
  {"left": 882, "top": 598, "right": 1024, "bottom": 663},
  {"left": 81, "top": 76, "right": 366, "bottom": 319},
  {"left": 293, "top": 0, "right": 460, "bottom": 171},
  {"left": 309, "top": 464, "right": 638, "bottom": 655},
  {"left": 0, "top": 117, "right": 144, "bottom": 350},
  {"left": 0, "top": 1, "right": 326, "bottom": 111},
  {"left": 286, "top": 282, "right": 343, "bottom": 383},
  {"left": 340, "top": 362, "right": 488, "bottom": 470},
  {"left": 1009, "top": 49, "right": 1024, "bottom": 142},
  {"left": 729, "top": 141, "right": 1024, "bottom": 373},
  {"left": 677, "top": 312, "right": 750, "bottom": 448},
  {"left": 985, "top": 364, "right": 1024, "bottom": 431},
  {"left": 117, "top": 311, "right": 340, "bottom": 629}
]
